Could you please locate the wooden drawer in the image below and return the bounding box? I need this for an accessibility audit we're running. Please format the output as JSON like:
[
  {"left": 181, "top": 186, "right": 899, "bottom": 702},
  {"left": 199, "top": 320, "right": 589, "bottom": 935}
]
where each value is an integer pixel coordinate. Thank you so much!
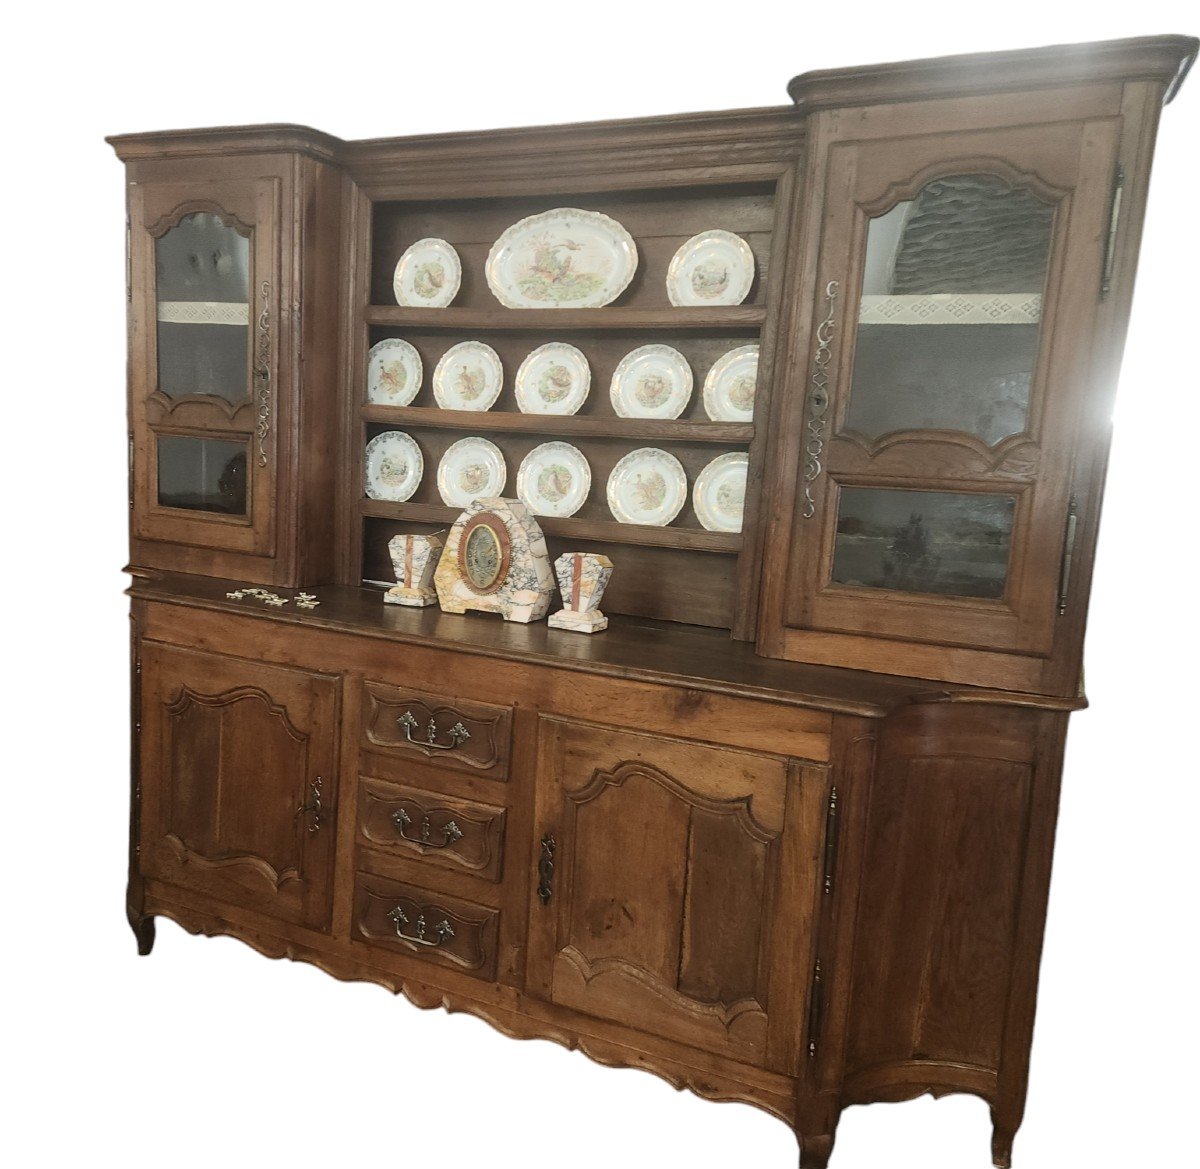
[
  {"left": 359, "top": 776, "right": 507, "bottom": 882},
  {"left": 363, "top": 681, "right": 511, "bottom": 780},
  {"left": 353, "top": 871, "right": 499, "bottom": 980}
]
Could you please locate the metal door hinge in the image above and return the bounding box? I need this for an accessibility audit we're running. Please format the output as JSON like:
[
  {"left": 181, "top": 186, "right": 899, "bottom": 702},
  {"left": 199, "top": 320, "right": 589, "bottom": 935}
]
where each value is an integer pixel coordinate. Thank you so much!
[
  {"left": 128, "top": 433, "right": 135, "bottom": 509},
  {"left": 1101, "top": 166, "right": 1125, "bottom": 300},
  {"left": 822, "top": 787, "right": 840, "bottom": 896},
  {"left": 125, "top": 213, "right": 132, "bottom": 302},
  {"left": 807, "top": 958, "right": 825, "bottom": 1059},
  {"left": 1057, "top": 495, "right": 1079, "bottom": 615}
]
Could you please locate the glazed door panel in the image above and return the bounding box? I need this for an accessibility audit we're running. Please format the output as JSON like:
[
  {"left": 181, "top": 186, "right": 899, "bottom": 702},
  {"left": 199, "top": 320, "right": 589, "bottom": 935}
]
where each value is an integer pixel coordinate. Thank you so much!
[
  {"left": 130, "top": 173, "right": 281, "bottom": 556},
  {"left": 528, "top": 716, "right": 824, "bottom": 1072},
  {"left": 139, "top": 641, "right": 339, "bottom": 930},
  {"left": 764, "top": 115, "right": 1120, "bottom": 662}
]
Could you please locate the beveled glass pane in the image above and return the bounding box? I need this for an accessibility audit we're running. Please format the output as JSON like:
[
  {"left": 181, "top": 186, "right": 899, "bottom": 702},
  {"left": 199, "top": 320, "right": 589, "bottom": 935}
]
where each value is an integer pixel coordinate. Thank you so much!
[
  {"left": 832, "top": 487, "right": 1015, "bottom": 599},
  {"left": 157, "top": 435, "right": 247, "bottom": 515},
  {"left": 155, "top": 212, "right": 251, "bottom": 403},
  {"left": 847, "top": 175, "right": 1053, "bottom": 445}
]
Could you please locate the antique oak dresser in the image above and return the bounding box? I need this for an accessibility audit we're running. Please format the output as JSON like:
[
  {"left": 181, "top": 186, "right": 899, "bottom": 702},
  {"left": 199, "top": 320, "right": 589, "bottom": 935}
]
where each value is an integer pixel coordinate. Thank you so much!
[{"left": 109, "top": 35, "right": 1196, "bottom": 1167}]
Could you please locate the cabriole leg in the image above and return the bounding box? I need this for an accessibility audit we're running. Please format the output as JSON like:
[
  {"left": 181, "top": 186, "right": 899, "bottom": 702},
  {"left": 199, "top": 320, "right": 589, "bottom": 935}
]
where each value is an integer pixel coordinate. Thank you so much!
[
  {"left": 991, "top": 1109, "right": 1015, "bottom": 1169},
  {"left": 797, "top": 1131, "right": 835, "bottom": 1168}
]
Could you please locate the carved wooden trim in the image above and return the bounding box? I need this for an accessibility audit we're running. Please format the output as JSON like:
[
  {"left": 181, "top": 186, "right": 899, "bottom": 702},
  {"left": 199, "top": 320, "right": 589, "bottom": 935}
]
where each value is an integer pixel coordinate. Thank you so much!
[
  {"left": 145, "top": 199, "right": 253, "bottom": 239},
  {"left": 164, "top": 832, "right": 301, "bottom": 891},
  {"left": 831, "top": 431, "right": 1042, "bottom": 478},
  {"left": 146, "top": 388, "right": 252, "bottom": 421},
  {"left": 860, "top": 157, "right": 1067, "bottom": 219},
  {"left": 165, "top": 684, "right": 308, "bottom": 743}
]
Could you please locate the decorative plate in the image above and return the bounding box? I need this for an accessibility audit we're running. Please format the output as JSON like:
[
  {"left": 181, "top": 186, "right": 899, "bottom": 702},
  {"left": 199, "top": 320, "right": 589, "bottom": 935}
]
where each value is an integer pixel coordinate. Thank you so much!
[
  {"left": 693, "top": 452, "right": 749, "bottom": 532},
  {"left": 606, "top": 447, "right": 687, "bottom": 527},
  {"left": 364, "top": 431, "right": 423, "bottom": 502},
  {"left": 392, "top": 238, "right": 462, "bottom": 308},
  {"left": 516, "top": 441, "right": 591, "bottom": 518},
  {"left": 514, "top": 343, "right": 591, "bottom": 415},
  {"left": 486, "top": 208, "right": 638, "bottom": 309},
  {"left": 610, "top": 345, "right": 693, "bottom": 419},
  {"left": 433, "top": 341, "right": 504, "bottom": 410},
  {"left": 437, "top": 437, "right": 507, "bottom": 509},
  {"left": 703, "top": 343, "right": 759, "bottom": 422},
  {"left": 666, "top": 230, "right": 755, "bottom": 306},
  {"left": 366, "top": 338, "right": 423, "bottom": 406}
]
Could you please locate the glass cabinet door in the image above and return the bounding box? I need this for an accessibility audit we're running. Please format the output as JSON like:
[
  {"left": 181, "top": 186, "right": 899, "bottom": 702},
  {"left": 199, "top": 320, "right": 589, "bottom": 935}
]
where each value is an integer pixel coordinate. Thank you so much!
[
  {"left": 130, "top": 175, "right": 280, "bottom": 557},
  {"left": 768, "top": 115, "right": 1120, "bottom": 668}
]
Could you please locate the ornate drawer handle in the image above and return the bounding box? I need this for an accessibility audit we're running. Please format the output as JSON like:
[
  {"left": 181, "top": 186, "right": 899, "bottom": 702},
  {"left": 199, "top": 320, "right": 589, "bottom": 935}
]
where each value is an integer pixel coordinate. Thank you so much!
[
  {"left": 295, "top": 775, "right": 323, "bottom": 835},
  {"left": 387, "top": 905, "right": 455, "bottom": 948},
  {"left": 537, "top": 835, "right": 556, "bottom": 906},
  {"left": 398, "top": 710, "right": 471, "bottom": 751},
  {"left": 254, "top": 279, "right": 271, "bottom": 468},
  {"left": 802, "top": 279, "right": 839, "bottom": 519},
  {"left": 392, "top": 806, "right": 464, "bottom": 849}
]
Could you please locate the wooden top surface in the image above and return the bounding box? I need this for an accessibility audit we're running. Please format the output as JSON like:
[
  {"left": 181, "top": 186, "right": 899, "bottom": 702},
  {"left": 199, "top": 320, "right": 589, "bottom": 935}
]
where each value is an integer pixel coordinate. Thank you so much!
[{"left": 128, "top": 572, "right": 1086, "bottom": 718}]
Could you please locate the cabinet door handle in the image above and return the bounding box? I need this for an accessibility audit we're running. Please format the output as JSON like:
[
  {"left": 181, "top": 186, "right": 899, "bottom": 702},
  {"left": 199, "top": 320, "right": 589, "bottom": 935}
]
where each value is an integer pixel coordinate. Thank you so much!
[
  {"left": 295, "top": 775, "right": 323, "bottom": 834},
  {"left": 802, "top": 279, "right": 839, "bottom": 519},
  {"left": 537, "top": 835, "right": 556, "bottom": 905},
  {"left": 254, "top": 279, "right": 271, "bottom": 467},
  {"left": 398, "top": 710, "right": 471, "bottom": 751},
  {"left": 387, "top": 905, "right": 455, "bottom": 948},
  {"left": 392, "top": 806, "right": 464, "bottom": 849}
]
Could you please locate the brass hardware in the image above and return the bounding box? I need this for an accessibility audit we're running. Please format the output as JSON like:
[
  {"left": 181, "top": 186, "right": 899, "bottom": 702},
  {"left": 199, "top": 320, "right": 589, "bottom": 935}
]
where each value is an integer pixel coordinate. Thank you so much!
[
  {"left": 296, "top": 775, "right": 324, "bottom": 834},
  {"left": 1101, "top": 167, "right": 1125, "bottom": 300},
  {"left": 807, "top": 957, "right": 825, "bottom": 1059},
  {"left": 387, "top": 904, "right": 455, "bottom": 948},
  {"left": 1057, "top": 495, "right": 1079, "bottom": 615},
  {"left": 537, "top": 835, "right": 556, "bottom": 905},
  {"left": 254, "top": 280, "right": 271, "bottom": 467},
  {"left": 822, "top": 787, "right": 840, "bottom": 896},
  {"left": 392, "top": 806, "right": 464, "bottom": 850},
  {"left": 802, "top": 280, "right": 839, "bottom": 519},
  {"left": 398, "top": 710, "right": 471, "bottom": 752},
  {"left": 128, "top": 433, "right": 135, "bottom": 509}
]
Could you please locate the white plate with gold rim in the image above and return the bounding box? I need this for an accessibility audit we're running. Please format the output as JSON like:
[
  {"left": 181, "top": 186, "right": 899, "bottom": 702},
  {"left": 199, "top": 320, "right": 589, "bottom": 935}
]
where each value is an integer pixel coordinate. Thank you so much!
[
  {"left": 437, "top": 437, "right": 507, "bottom": 509},
  {"left": 666, "top": 230, "right": 755, "bottom": 307},
  {"left": 392, "top": 238, "right": 461, "bottom": 308},
  {"left": 703, "top": 344, "right": 759, "bottom": 422},
  {"left": 432, "top": 341, "right": 504, "bottom": 410},
  {"left": 693, "top": 452, "right": 748, "bottom": 532},
  {"left": 610, "top": 345, "right": 693, "bottom": 419},
  {"left": 364, "top": 431, "right": 423, "bottom": 502},
  {"left": 515, "top": 343, "right": 591, "bottom": 415},
  {"left": 606, "top": 447, "right": 687, "bottom": 527},
  {"left": 486, "top": 208, "right": 638, "bottom": 309},
  {"left": 366, "top": 338, "right": 422, "bottom": 406},
  {"left": 516, "top": 441, "right": 591, "bottom": 518}
]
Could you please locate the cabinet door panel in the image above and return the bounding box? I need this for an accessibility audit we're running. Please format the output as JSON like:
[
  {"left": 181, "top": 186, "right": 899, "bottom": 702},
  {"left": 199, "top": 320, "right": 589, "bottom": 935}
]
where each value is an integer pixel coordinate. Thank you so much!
[
  {"left": 139, "top": 641, "right": 339, "bottom": 930},
  {"left": 528, "top": 717, "right": 822, "bottom": 1072}
]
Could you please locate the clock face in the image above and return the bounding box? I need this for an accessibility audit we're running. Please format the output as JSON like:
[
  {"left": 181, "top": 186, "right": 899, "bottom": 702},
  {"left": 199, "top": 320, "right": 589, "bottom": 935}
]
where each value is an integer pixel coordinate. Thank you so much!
[{"left": 463, "top": 520, "right": 504, "bottom": 591}]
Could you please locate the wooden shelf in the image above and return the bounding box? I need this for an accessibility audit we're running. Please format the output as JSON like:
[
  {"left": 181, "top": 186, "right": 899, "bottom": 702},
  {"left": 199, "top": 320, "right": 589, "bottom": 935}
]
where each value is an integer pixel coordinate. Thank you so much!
[
  {"left": 361, "top": 499, "right": 743, "bottom": 553},
  {"left": 360, "top": 405, "right": 754, "bottom": 444},
  {"left": 363, "top": 306, "right": 767, "bottom": 331}
]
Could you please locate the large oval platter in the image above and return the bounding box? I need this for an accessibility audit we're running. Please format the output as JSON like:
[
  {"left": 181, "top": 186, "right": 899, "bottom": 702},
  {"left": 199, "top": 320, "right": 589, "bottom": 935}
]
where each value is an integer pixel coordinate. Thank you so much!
[{"left": 486, "top": 208, "right": 638, "bottom": 309}]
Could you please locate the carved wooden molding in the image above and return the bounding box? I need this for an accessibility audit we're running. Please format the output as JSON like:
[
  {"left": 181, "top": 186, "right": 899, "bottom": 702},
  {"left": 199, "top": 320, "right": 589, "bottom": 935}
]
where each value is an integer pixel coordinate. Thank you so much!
[
  {"left": 832, "top": 430, "right": 1041, "bottom": 476},
  {"left": 165, "top": 684, "right": 308, "bottom": 744},
  {"left": 861, "top": 157, "right": 1066, "bottom": 219},
  {"left": 163, "top": 832, "right": 300, "bottom": 892},
  {"left": 145, "top": 199, "right": 253, "bottom": 239},
  {"left": 146, "top": 387, "right": 253, "bottom": 422}
]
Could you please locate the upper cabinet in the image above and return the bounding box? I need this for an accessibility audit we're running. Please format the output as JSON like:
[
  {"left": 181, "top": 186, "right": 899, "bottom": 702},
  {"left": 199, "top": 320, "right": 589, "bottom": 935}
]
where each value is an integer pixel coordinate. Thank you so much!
[
  {"left": 112, "top": 134, "right": 345, "bottom": 587},
  {"left": 758, "top": 43, "right": 1195, "bottom": 696}
]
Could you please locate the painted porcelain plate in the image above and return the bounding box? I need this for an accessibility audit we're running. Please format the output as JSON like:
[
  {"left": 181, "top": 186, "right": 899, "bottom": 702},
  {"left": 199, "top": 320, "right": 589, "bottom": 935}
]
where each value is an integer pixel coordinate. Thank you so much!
[
  {"left": 364, "top": 431, "right": 423, "bottom": 502},
  {"left": 486, "top": 208, "right": 638, "bottom": 309},
  {"left": 703, "top": 343, "right": 759, "bottom": 422},
  {"left": 516, "top": 441, "right": 591, "bottom": 518},
  {"left": 610, "top": 345, "right": 693, "bottom": 419},
  {"left": 606, "top": 447, "right": 687, "bottom": 527},
  {"left": 392, "top": 238, "right": 462, "bottom": 308},
  {"left": 433, "top": 341, "right": 504, "bottom": 410},
  {"left": 693, "top": 452, "right": 748, "bottom": 532},
  {"left": 666, "top": 230, "right": 755, "bottom": 306},
  {"left": 366, "top": 338, "right": 423, "bottom": 406},
  {"left": 515, "top": 343, "right": 591, "bottom": 415},
  {"left": 437, "top": 437, "right": 507, "bottom": 509}
]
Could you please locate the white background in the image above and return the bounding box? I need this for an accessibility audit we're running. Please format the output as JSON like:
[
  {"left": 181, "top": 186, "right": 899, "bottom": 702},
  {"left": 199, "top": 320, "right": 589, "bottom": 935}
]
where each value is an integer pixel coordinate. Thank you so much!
[{"left": 2, "top": 3, "right": 1197, "bottom": 1167}]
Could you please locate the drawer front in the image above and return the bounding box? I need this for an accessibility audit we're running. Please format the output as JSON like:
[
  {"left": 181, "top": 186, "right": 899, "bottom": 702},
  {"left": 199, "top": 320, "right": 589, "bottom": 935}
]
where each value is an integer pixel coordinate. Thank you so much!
[
  {"left": 359, "top": 776, "right": 507, "bottom": 882},
  {"left": 363, "top": 682, "right": 511, "bottom": 780},
  {"left": 353, "top": 871, "right": 499, "bottom": 981}
]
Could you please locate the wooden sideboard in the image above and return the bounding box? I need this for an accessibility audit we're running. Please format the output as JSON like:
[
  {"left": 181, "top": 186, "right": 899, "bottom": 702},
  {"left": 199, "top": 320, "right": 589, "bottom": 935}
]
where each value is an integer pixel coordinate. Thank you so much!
[{"left": 110, "top": 35, "right": 1197, "bottom": 1167}]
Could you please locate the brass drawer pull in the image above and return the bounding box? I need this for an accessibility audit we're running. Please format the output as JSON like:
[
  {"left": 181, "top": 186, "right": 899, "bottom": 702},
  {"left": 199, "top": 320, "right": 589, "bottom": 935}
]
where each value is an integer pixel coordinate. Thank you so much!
[
  {"left": 295, "top": 775, "right": 323, "bottom": 834},
  {"left": 398, "top": 710, "right": 471, "bottom": 751},
  {"left": 392, "top": 806, "right": 464, "bottom": 849},
  {"left": 802, "top": 279, "right": 839, "bottom": 519},
  {"left": 387, "top": 905, "right": 455, "bottom": 948},
  {"left": 537, "top": 835, "right": 556, "bottom": 905}
]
